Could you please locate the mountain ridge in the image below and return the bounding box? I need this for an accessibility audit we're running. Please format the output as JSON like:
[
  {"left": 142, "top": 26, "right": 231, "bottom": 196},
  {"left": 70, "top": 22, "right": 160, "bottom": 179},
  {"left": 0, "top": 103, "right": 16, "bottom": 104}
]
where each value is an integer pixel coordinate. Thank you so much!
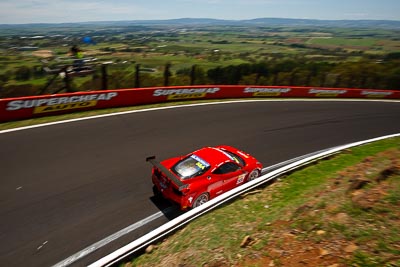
[{"left": 1, "top": 17, "right": 400, "bottom": 29}]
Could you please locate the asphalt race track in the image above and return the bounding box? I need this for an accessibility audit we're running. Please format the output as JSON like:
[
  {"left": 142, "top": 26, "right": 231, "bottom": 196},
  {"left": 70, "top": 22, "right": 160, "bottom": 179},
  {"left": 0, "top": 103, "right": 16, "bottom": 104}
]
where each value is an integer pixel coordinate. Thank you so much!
[{"left": 1, "top": 100, "right": 400, "bottom": 266}]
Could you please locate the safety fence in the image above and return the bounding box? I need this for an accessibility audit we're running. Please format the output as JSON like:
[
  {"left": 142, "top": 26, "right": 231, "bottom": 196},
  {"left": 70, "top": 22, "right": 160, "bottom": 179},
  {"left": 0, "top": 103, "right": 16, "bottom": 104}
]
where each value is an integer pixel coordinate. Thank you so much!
[{"left": 1, "top": 85, "right": 400, "bottom": 122}]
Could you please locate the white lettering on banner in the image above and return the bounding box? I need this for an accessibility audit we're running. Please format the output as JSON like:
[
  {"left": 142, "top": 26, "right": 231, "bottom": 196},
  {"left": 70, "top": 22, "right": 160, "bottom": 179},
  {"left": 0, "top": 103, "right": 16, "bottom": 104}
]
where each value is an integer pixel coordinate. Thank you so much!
[
  {"left": 243, "top": 88, "right": 291, "bottom": 94},
  {"left": 309, "top": 89, "right": 347, "bottom": 95},
  {"left": 361, "top": 91, "right": 392, "bottom": 97},
  {"left": 153, "top": 88, "right": 220, "bottom": 97},
  {"left": 6, "top": 92, "right": 118, "bottom": 111}
]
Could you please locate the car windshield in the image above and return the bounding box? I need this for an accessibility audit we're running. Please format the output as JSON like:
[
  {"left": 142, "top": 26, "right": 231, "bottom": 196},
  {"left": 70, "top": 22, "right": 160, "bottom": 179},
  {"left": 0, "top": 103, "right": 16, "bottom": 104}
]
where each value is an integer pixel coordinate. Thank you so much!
[
  {"left": 220, "top": 149, "right": 245, "bottom": 166},
  {"left": 173, "top": 154, "right": 211, "bottom": 179}
]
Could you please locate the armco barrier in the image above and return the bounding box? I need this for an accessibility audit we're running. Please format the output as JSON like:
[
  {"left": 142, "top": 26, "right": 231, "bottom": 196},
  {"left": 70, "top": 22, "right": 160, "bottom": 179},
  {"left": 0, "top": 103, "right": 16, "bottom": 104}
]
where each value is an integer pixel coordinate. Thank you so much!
[
  {"left": 1, "top": 85, "right": 400, "bottom": 122},
  {"left": 86, "top": 133, "right": 400, "bottom": 267}
]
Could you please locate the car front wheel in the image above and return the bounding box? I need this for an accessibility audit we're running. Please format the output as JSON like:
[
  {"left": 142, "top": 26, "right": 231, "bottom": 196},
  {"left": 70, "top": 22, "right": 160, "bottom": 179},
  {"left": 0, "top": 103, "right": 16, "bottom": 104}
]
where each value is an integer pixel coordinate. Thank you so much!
[
  {"left": 247, "top": 169, "right": 260, "bottom": 182},
  {"left": 192, "top": 193, "right": 210, "bottom": 208}
]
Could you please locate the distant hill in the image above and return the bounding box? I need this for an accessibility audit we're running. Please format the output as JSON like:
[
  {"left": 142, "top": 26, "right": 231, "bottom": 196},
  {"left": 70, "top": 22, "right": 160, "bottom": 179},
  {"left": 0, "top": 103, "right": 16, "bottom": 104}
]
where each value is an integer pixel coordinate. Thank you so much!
[
  {"left": 1, "top": 17, "right": 400, "bottom": 29},
  {"left": 86, "top": 18, "right": 400, "bottom": 29},
  {"left": 241, "top": 18, "right": 400, "bottom": 28}
]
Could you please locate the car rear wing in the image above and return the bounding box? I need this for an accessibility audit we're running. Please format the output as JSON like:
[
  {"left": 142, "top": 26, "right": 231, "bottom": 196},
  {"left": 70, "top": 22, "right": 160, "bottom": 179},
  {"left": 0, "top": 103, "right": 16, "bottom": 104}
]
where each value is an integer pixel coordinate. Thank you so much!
[{"left": 146, "top": 156, "right": 188, "bottom": 191}]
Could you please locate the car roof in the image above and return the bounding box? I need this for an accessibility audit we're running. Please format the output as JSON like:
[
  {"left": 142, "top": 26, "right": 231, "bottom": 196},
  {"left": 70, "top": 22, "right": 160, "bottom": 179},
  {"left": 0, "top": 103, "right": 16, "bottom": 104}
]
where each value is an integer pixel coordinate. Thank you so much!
[{"left": 190, "top": 146, "right": 231, "bottom": 166}]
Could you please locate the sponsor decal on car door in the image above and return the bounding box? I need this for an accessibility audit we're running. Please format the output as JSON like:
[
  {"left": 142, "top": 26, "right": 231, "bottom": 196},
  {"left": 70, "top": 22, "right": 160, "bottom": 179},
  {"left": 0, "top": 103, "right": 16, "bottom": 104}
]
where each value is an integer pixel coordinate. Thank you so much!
[{"left": 223, "top": 170, "right": 247, "bottom": 191}]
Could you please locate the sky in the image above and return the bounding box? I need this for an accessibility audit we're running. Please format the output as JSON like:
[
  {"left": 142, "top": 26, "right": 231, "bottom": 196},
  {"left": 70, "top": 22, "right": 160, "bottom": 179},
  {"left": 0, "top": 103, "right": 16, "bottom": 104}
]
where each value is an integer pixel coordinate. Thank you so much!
[{"left": 0, "top": 0, "right": 399, "bottom": 24}]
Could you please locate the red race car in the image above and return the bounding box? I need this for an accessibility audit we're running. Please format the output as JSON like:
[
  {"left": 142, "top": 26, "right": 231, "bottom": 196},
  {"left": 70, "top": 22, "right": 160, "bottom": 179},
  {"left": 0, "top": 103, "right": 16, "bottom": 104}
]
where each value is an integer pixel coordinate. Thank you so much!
[{"left": 147, "top": 145, "right": 263, "bottom": 210}]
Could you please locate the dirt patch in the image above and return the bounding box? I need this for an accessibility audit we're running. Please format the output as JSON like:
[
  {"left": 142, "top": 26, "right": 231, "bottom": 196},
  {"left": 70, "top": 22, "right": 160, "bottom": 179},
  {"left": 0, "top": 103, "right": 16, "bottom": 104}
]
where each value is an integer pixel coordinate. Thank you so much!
[
  {"left": 241, "top": 232, "right": 350, "bottom": 267},
  {"left": 31, "top": 50, "right": 54, "bottom": 58}
]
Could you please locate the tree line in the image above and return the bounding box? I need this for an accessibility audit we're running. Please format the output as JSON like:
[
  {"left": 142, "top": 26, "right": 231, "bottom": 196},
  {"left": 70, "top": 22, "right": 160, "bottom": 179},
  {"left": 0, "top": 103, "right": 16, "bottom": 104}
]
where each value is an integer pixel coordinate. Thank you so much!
[{"left": 1, "top": 53, "right": 399, "bottom": 98}]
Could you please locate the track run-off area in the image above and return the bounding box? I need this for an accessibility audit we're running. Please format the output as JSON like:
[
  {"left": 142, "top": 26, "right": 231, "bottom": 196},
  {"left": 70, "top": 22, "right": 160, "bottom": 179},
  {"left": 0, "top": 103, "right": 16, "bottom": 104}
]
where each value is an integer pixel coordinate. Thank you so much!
[{"left": 1, "top": 99, "right": 400, "bottom": 266}]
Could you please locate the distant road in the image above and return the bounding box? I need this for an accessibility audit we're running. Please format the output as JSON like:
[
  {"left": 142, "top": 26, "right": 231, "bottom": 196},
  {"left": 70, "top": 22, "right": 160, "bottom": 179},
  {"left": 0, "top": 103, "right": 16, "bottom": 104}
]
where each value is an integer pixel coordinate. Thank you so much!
[{"left": 1, "top": 100, "right": 400, "bottom": 266}]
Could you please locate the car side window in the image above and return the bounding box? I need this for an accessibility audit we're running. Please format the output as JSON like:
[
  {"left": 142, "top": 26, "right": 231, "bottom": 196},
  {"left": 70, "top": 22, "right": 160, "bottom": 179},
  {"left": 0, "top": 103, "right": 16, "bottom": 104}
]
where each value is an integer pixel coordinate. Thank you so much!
[{"left": 213, "top": 162, "right": 241, "bottom": 175}]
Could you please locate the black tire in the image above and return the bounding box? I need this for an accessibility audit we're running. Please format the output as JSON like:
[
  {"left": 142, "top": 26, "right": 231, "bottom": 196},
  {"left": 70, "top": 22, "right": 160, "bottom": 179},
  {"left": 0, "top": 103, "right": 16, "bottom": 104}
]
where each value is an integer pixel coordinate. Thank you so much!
[
  {"left": 192, "top": 192, "right": 210, "bottom": 208},
  {"left": 152, "top": 185, "right": 162, "bottom": 199},
  {"left": 247, "top": 169, "right": 260, "bottom": 182}
]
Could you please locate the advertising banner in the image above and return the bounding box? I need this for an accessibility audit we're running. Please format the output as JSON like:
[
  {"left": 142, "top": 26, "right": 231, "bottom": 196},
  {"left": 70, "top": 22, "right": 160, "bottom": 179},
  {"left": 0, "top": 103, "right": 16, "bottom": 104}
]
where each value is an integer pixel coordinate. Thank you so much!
[{"left": 1, "top": 86, "right": 399, "bottom": 122}]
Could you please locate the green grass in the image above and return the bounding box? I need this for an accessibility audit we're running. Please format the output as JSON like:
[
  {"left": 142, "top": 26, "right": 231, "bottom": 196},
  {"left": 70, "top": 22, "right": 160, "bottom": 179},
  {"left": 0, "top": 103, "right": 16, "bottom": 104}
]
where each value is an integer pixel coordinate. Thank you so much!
[
  {"left": 7, "top": 77, "right": 47, "bottom": 86},
  {"left": 308, "top": 37, "right": 378, "bottom": 47}
]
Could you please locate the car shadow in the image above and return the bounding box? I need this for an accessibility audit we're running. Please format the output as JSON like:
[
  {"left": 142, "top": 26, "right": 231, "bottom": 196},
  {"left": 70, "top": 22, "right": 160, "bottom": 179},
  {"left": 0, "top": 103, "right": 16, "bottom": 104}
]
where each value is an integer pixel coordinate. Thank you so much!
[{"left": 149, "top": 195, "right": 186, "bottom": 220}]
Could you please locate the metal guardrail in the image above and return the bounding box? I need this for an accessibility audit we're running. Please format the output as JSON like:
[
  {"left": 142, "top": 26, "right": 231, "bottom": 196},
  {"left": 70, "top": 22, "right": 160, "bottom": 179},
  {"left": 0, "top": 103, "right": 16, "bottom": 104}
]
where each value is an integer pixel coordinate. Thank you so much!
[{"left": 88, "top": 133, "right": 400, "bottom": 267}]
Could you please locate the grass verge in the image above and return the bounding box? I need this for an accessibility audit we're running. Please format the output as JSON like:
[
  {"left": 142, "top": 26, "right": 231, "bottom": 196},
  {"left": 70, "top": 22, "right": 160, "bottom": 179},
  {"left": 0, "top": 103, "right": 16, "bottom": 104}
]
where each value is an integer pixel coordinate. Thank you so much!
[{"left": 125, "top": 137, "right": 400, "bottom": 267}]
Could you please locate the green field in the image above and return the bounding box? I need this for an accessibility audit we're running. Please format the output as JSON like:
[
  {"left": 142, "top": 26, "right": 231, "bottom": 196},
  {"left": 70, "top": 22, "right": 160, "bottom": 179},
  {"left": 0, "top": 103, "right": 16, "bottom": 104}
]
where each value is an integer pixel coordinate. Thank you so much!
[{"left": 308, "top": 37, "right": 377, "bottom": 47}]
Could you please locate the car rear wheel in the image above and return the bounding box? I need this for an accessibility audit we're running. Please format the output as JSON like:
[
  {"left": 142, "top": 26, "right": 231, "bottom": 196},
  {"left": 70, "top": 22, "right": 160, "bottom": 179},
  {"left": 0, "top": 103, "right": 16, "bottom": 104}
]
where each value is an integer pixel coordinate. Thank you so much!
[
  {"left": 192, "top": 193, "right": 209, "bottom": 208},
  {"left": 247, "top": 169, "right": 260, "bottom": 182}
]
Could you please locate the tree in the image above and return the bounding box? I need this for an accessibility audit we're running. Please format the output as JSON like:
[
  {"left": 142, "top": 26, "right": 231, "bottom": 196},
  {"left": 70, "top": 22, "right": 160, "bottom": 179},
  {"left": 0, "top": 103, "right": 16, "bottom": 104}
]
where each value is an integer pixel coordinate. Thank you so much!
[
  {"left": 0, "top": 72, "right": 10, "bottom": 83},
  {"left": 14, "top": 66, "right": 31, "bottom": 81},
  {"left": 383, "top": 67, "right": 400, "bottom": 90}
]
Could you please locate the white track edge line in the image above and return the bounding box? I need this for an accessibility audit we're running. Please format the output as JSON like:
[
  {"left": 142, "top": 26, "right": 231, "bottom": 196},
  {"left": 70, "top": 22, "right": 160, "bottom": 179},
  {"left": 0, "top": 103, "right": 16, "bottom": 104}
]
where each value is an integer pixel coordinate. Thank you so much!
[{"left": 52, "top": 208, "right": 175, "bottom": 267}]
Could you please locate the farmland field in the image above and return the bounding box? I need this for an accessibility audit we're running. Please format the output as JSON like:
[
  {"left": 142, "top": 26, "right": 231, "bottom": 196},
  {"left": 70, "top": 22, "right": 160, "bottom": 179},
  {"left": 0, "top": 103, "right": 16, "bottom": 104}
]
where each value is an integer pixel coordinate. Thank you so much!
[{"left": 1, "top": 20, "right": 400, "bottom": 97}]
